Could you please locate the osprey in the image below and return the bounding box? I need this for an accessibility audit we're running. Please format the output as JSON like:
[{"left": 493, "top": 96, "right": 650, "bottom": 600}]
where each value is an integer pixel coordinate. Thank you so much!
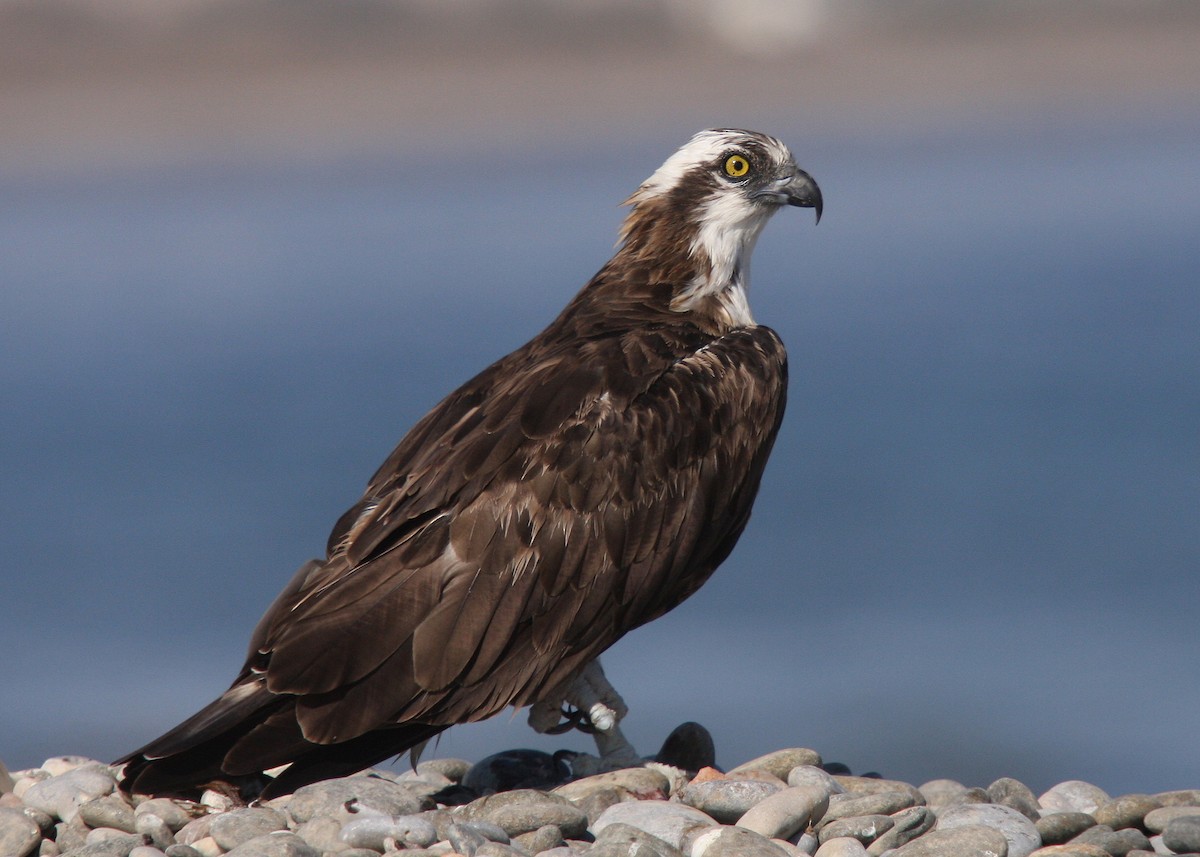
[{"left": 118, "top": 129, "right": 821, "bottom": 798}]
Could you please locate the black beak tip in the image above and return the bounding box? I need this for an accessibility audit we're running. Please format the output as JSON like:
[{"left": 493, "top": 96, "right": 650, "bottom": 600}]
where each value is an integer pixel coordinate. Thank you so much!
[{"left": 786, "top": 172, "right": 823, "bottom": 224}]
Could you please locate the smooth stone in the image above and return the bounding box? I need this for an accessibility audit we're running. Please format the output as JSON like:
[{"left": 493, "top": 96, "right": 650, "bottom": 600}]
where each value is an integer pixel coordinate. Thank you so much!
[
  {"left": 737, "top": 786, "right": 831, "bottom": 840},
  {"left": 1038, "top": 783, "right": 1110, "bottom": 816},
  {"left": 418, "top": 758, "right": 473, "bottom": 784},
  {"left": 988, "top": 779, "right": 1041, "bottom": 822},
  {"left": 339, "top": 814, "right": 438, "bottom": 850},
  {"left": 128, "top": 848, "right": 167, "bottom": 857},
  {"left": 833, "top": 778, "right": 925, "bottom": 806},
  {"left": 729, "top": 750, "right": 823, "bottom": 781},
  {"left": 1144, "top": 806, "right": 1200, "bottom": 834},
  {"left": 87, "top": 826, "right": 134, "bottom": 844},
  {"left": 1163, "top": 816, "right": 1200, "bottom": 854},
  {"left": 817, "top": 814, "right": 893, "bottom": 845},
  {"left": 1028, "top": 845, "right": 1110, "bottom": 856},
  {"left": 589, "top": 821, "right": 682, "bottom": 857},
  {"left": 464, "top": 750, "right": 571, "bottom": 794},
  {"left": 460, "top": 789, "right": 588, "bottom": 839},
  {"left": 78, "top": 795, "right": 138, "bottom": 833},
  {"left": 477, "top": 841, "right": 526, "bottom": 857},
  {"left": 65, "top": 832, "right": 145, "bottom": 857},
  {"left": 813, "top": 837, "right": 869, "bottom": 857},
  {"left": 917, "top": 780, "right": 969, "bottom": 809},
  {"left": 172, "top": 817, "right": 212, "bottom": 847},
  {"left": 55, "top": 816, "right": 92, "bottom": 852},
  {"left": 133, "top": 801, "right": 193, "bottom": 834},
  {"left": 182, "top": 838, "right": 219, "bottom": 857},
  {"left": 788, "top": 768, "right": 846, "bottom": 796},
  {"left": 286, "top": 775, "right": 429, "bottom": 823},
  {"left": 134, "top": 814, "right": 175, "bottom": 850},
  {"left": 513, "top": 823, "right": 563, "bottom": 854},
  {"left": 690, "top": 825, "right": 791, "bottom": 857},
  {"left": 679, "top": 779, "right": 785, "bottom": 824},
  {"left": 864, "top": 806, "right": 935, "bottom": 855},
  {"left": 937, "top": 803, "right": 1040, "bottom": 857},
  {"left": 292, "top": 816, "right": 343, "bottom": 853},
  {"left": 821, "top": 791, "right": 915, "bottom": 826},
  {"left": 1156, "top": 791, "right": 1200, "bottom": 807},
  {"left": 794, "top": 832, "right": 819, "bottom": 854},
  {"left": 1093, "top": 795, "right": 1161, "bottom": 831},
  {"left": 221, "top": 831, "right": 319, "bottom": 857},
  {"left": 0, "top": 807, "right": 42, "bottom": 857},
  {"left": 209, "top": 807, "right": 287, "bottom": 850},
  {"left": 554, "top": 768, "right": 671, "bottom": 803},
  {"left": 655, "top": 722, "right": 717, "bottom": 773},
  {"left": 1071, "top": 822, "right": 1152, "bottom": 855},
  {"left": 888, "top": 824, "right": 1010, "bottom": 857},
  {"left": 1036, "top": 812, "right": 1097, "bottom": 845},
  {"left": 592, "top": 801, "right": 716, "bottom": 851},
  {"left": 568, "top": 788, "right": 624, "bottom": 827},
  {"left": 22, "top": 767, "right": 117, "bottom": 823},
  {"left": 42, "top": 757, "right": 96, "bottom": 777},
  {"left": 448, "top": 821, "right": 488, "bottom": 856},
  {"left": 163, "top": 845, "right": 204, "bottom": 857}
]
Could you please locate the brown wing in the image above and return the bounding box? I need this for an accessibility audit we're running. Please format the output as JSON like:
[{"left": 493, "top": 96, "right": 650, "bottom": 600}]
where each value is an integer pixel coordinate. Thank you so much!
[{"left": 247, "top": 323, "right": 787, "bottom": 747}]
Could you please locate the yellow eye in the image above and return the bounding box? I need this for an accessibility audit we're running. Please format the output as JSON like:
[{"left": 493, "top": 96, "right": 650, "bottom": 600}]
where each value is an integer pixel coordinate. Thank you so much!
[{"left": 723, "top": 154, "right": 751, "bottom": 178}]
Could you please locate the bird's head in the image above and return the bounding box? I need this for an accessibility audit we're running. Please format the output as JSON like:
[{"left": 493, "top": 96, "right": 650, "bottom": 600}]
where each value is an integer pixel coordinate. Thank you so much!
[{"left": 617, "top": 129, "right": 821, "bottom": 325}]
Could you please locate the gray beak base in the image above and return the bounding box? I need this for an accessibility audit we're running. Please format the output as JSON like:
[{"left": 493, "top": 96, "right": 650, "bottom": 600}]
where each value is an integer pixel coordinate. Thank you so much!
[{"left": 785, "top": 169, "right": 823, "bottom": 224}]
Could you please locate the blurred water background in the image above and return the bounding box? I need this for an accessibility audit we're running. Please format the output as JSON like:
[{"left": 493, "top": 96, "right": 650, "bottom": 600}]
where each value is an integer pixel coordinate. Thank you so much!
[{"left": 2, "top": 0, "right": 1197, "bottom": 795}]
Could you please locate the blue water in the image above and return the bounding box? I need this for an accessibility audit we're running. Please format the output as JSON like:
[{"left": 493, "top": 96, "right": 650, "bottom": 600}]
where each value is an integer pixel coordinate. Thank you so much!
[{"left": 2, "top": 108, "right": 1197, "bottom": 794}]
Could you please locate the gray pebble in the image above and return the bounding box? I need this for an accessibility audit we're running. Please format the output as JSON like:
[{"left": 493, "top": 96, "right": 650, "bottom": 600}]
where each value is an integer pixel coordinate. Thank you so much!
[
  {"left": 818, "top": 814, "right": 893, "bottom": 846},
  {"left": 887, "top": 824, "right": 1009, "bottom": 857},
  {"left": 449, "top": 821, "right": 489, "bottom": 856},
  {"left": 65, "top": 832, "right": 145, "bottom": 857},
  {"left": 679, "top": 779, "right": 785, "bottom": 824},
  {"left": 460, "top": 790, "right": 588, "bottom": 839},
  {"left": 78, "top": 796, "right": 137, "bottom": 833},
  {"left": 0, "top": 807, "right": 42, "bottom": 857},
  {"left": 513, "top": 824, "right": 563, "bottom": 854},
  {"left": 1093, "top": 794, "right": 1161, "bottom": 830},
  {"left": 339, "top": 813, "right": 438, "bottom": 850},
  {"left": 466, "top": 819, "right": 514, "bottom": 844},
  {"left": 864, "top": 806, "right": 935, "bottom": 855},
  {"left": 737, "top": 786, "right": 830, "bottom": 841},
  {"left": 23, "top": 767, "right": 117, "bottom": 823},
  {"left": 690, "top": 824, "right": 791, "bottom": 857},
  {"left": 1036, "top": 811, "right": 1097, "bottom": 844},
  {"left": 588, "top": 821, "right": 682, "bottom": 857},
  {"left": 788, "top": 768, "right": 845, "bottom": 796},
  {"left": 133, "top": 814, "right": 174, "bottom": 850},
  {"left": 478, "top": 842, "right": 528, "bottom": 857},
  {"left": 286, "top": 775, "right": 430, "bottom": 823},
  {"left": 210, "top": 807, "right": 287, "bottom": 850},
  {"left": 1144, "top": 805, "right": 1200, "bottom": 834},
  {"left": 162, "top": 846, "right": 202, "bottom": 857},
  {"left": 833, "top": 778, "right": 924, "bottom": 806},
  {"left": 1038, "top": 782, "right": 1110, "bottom": 815},
  {"left": 222, "top": 831, "right": 320, "bottom": 857},
  {"left": 1163, "top": 815, "right": 1200, "bottom": 854},
  {"left": 1157, "top": 790, "right": 1200, "bottom": 807},
  {"left": 822, "top": 791, "right": 915, "bottom": 827},
  {"left": 417, "top": 758, "right": 473, "bottom": 784},
  {"left": 128, "top": 848, "right": 167, "bottom": 857},
  {"left": 1074, "top": 824, "right": 1152, "bottom": 855},
  {"left": 133, "top": 801, "right": 192, "bottom": 834},
  {"left": 813, "top": 838, "right": 868, "bottom": 857},
  {"left": 937, "top": 803, "right": 1040, "bottom": 857},
  {"left": 729, "top": 750, "right": 823, "bottom": 781},
  {"left": 291, "top": 816, "right": 342, "bottom": 853},
  {"left": 916, "top": 780, "right": 968, "bottom": 810},
  {"left": 564, "top": 787, "right": 623, "bottom": 827},
  {"left": 592, "top": 801, "right": 716, "bottom": 851},
  {"left": 554, "top": 768, "right": 671, "bottom": 803},
  {"left": 55, "top": 816, "right": 92, "bottom": 852},
  {"left": 171, "top": 816, "right": 211, "bottom": 847},
  {"left": 987, "top": 778, "right": 1041, "bottom": 822}
]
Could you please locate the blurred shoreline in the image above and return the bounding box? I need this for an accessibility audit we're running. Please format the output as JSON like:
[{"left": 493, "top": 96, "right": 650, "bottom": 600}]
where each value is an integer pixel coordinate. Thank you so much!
[{"left": 3, "top": 1, "right": 1199, "bottom": 174}]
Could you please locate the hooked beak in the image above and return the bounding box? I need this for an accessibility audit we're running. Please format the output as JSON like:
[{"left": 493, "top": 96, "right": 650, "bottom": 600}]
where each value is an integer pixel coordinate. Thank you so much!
[{"left": 783, "top": 168, "right": 822, "bottom": 224}]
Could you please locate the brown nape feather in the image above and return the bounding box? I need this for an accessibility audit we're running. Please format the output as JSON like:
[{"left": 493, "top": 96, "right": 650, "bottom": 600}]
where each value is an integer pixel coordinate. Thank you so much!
[{"left": 116, "top": 129, "right": 807, "bottom": 799}]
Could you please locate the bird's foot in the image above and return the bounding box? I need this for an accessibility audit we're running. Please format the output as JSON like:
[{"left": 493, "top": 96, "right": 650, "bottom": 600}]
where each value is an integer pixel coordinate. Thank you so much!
[{"left": 528, "top": 659, "right": 642, "bottom": 772}]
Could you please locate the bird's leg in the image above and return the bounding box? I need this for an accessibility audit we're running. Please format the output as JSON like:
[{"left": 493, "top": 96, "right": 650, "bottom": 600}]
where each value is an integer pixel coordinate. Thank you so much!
[{"left": 527, "top": 659, "right": 642, "bottom": 770}]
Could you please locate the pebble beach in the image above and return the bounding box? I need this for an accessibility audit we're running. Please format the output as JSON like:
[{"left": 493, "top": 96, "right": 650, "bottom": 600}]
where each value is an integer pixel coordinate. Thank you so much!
[{"left": 4, "top": 734, "right": 1200, "bottom": 857}]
